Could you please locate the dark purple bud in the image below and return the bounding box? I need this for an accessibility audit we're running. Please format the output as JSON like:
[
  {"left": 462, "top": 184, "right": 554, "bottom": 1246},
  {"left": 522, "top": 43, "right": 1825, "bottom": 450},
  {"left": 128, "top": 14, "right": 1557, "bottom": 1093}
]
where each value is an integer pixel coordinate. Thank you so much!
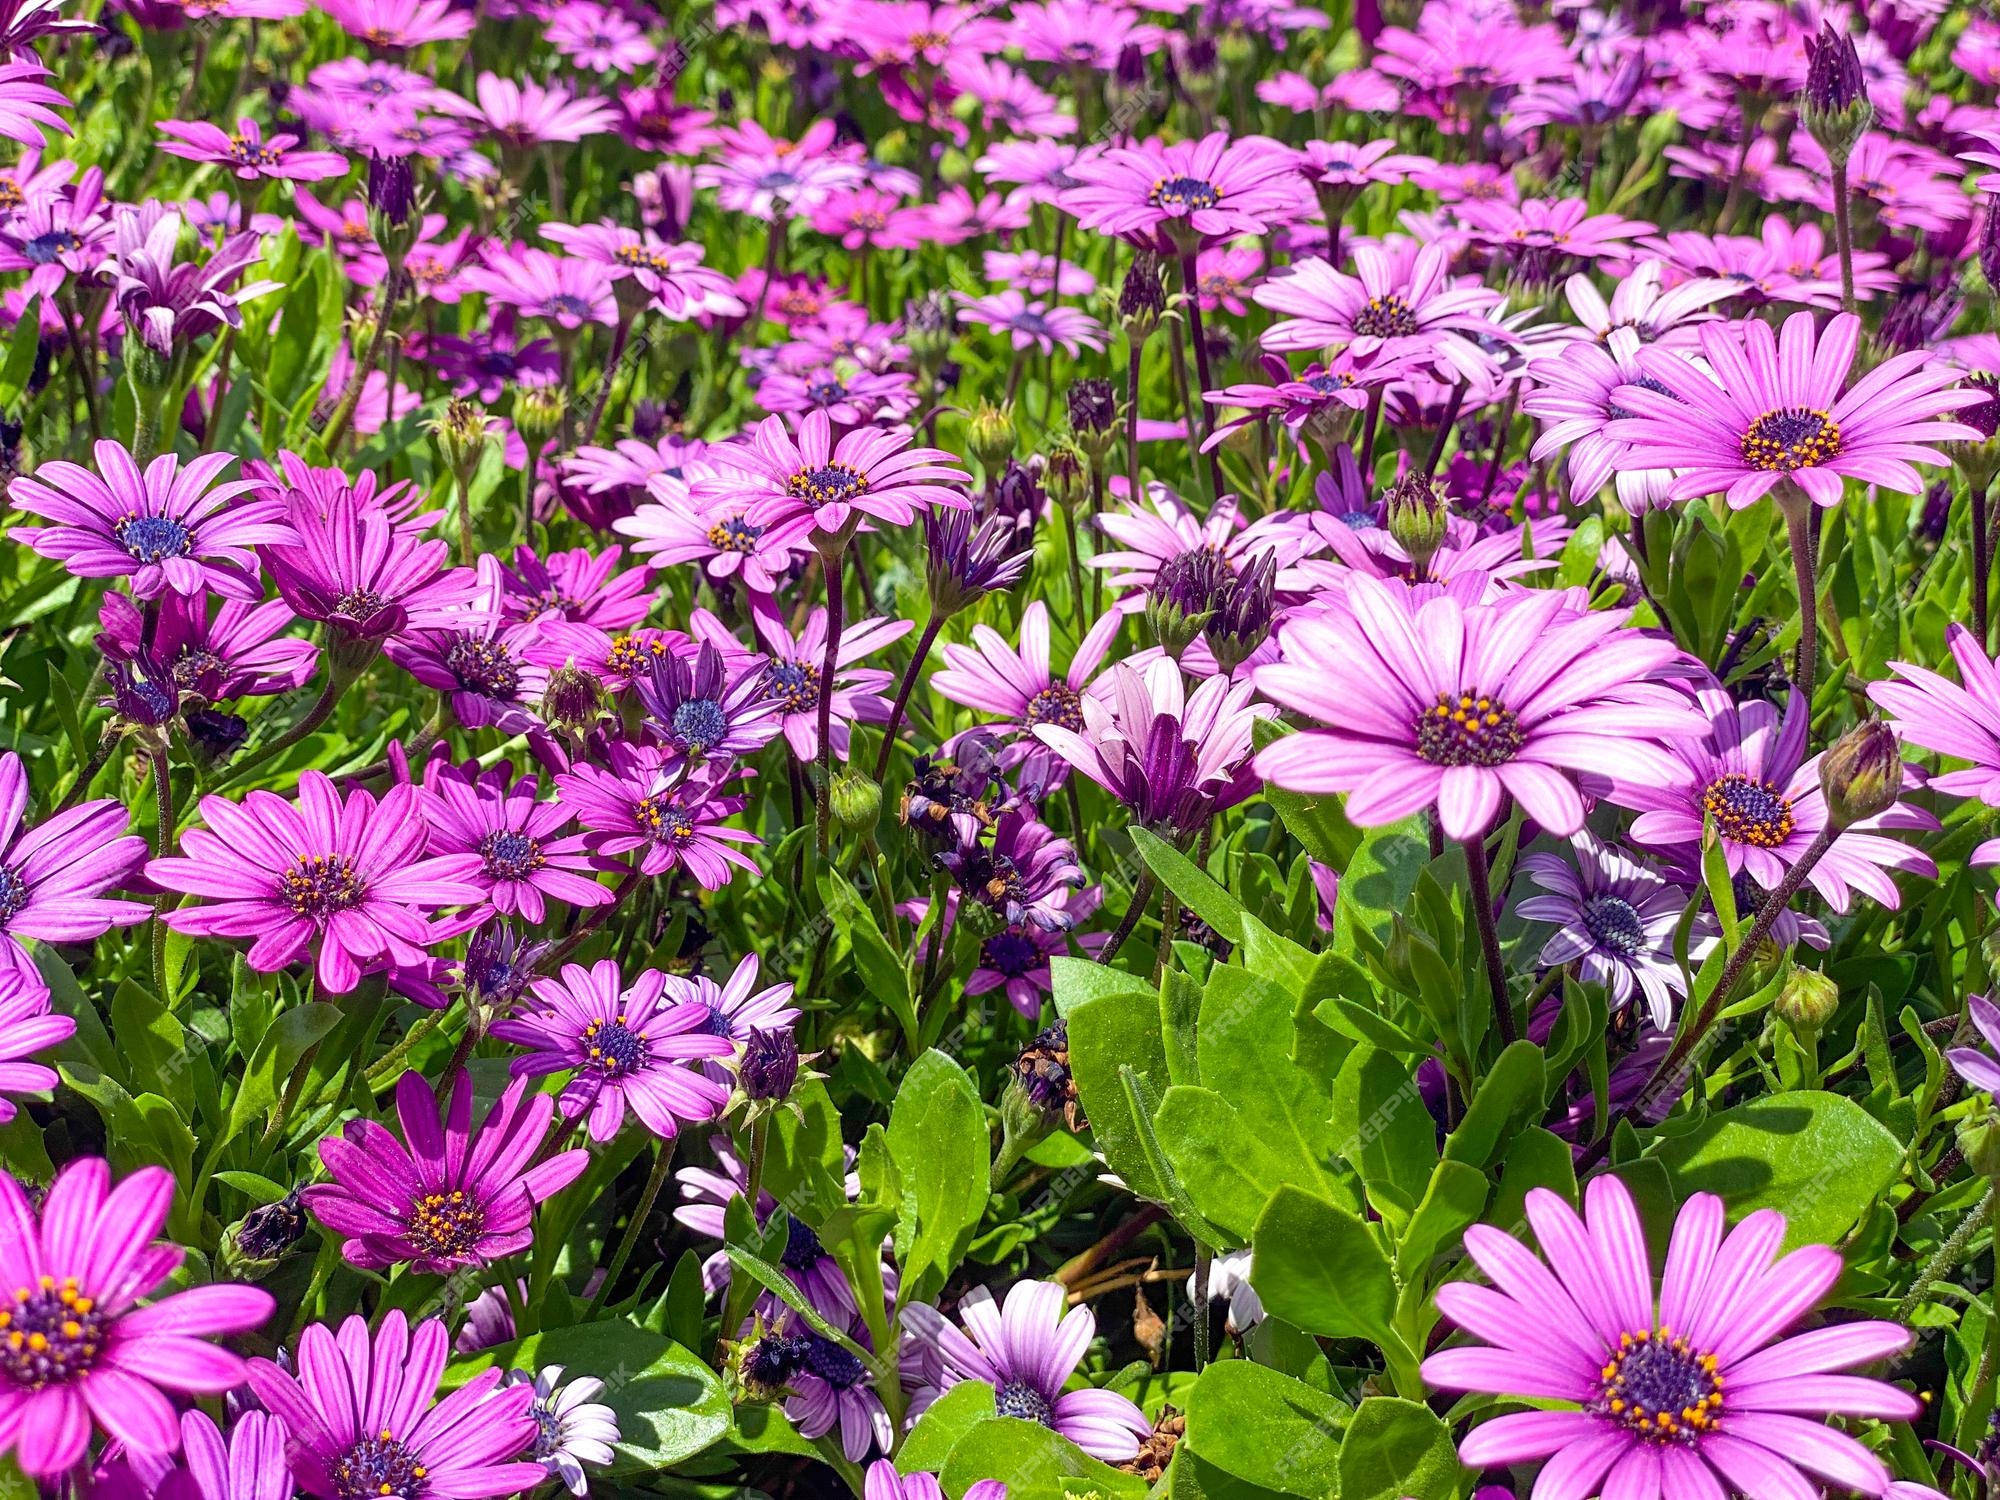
[
  {"left": 1983, "top": 208, "right": 2000, "bottom": 294},
  {"left": 1819, "top": 719, "right": 1902, "bottom": 829},
  {"left": 1067, "top": 378, "right": 1118, "bottom": 438},
  {"left": 1114, "top": 41, "right": 1147, "bottom": 91},
  {"left": 1803, "top": 21, "right": 1866, "bottom": 114},
  {"left": 1963, "top": 375, "right": 2000, "bottom": 443},
  {"left": 366, "top": 152, "right": 415, "bottom": 228},
  {"left": 1204, "top": 551, "right": 1278, "bottom": 672},
  {"left": 1147, "top": 548, "right": 1231, "bottom": 659},
  {"left": 741, "top": 1027, "right": 800, "bottom": 1103},
  {"left": 105, "top": 655, "right": 178, "bottom": 728},
  {"left": 925, "top": 506, "right": 1033, "bottom": 615},
  {"left": 234, "top": 1192, "right": 306, "bottom": 1262},
  {"left": 1118, "top": 251, "right": 1167, "bottom": 336}
]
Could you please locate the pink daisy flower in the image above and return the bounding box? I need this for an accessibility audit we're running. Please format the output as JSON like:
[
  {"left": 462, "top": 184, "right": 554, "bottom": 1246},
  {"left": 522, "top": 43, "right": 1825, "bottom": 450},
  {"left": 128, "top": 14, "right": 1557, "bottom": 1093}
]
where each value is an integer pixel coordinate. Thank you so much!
[
  {"left": 156, "top": 117, "right": 347, "bottom": 182},
  {"left": 1253, "top": 240, "right": 1505, "bottom": 372},
  {"left": 464, "top": 73, "right": 617, "bottom": 147},
  {"left": 1065, "top": 131, "right": 1304, "bottom": 252},
  {"left": 698, "top": 411, "right": 969, "bottom": 545},
  {"left": 416, "top": 760, "right": 610, "bottom": 926},
  {"left": 956, "top": 290, "right": 1105, "bottom": 357}
]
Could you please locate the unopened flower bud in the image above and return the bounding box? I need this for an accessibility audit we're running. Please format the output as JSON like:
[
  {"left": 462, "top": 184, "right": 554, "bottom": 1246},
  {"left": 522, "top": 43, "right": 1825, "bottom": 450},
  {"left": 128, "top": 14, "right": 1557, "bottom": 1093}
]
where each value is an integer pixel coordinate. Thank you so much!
[
  {"left": 542, "top": 663, "right": 607, "bottom": 731},
  {"left": 1776, "top": 967, "right": 1840, "bottom": 1034},
  {"left": 366, "top": 152, "right": 415, "bottom": 228},
  {"left": 1957, "top": 1094, "right": 2000, "bottom": 1180},
  {"left": 1147, "top": 548, "right": 1228, "bottom": 660},
  {"left": 1204, "top": 552, "right": 1277, "bottom": 672},
  {"left": 1043, "top": 440, "right": 1088, "bottom": 510},
  {"left": 741, "top": 1026, "right": 801, "bottom": 1103},
  {"left": 1119, "top": 251, "right": 1167, "bottom": 344},
  {"left": 904, "top": 291, "right": 955, "bottom": 367},
  {"left": 1801, "top": 22, "right": 1873, "bottom": 167},
  {"left": 1982, "top": 209, "right": 2000, "bottom": 297},
  {"left": 232, "top": 1191, "right": 307, "bottom": 1264},
  {"left": 998, "top": 1023, "right": 1080, "bottom": 1178},
  {"left": 1819, "top": 719, "right": 1903, "bottom": 829},
  {"left": 830, "top": 769, "right": 883, "bottom": 833},
  {"left": 1384, "top": 470, "right": 1450, "bottom": 573},
  {"left": 515, "top": 385, "right": 565, "bottom": 447},
  {"left": 1067, "top": 378, "right": 1119, "bottom": 471},
  {"left": 428, "top": 398, "right": 495, "bottom": 484},
  {"left": 967, "top": 403, "right": 1016, "bottom": 473}
]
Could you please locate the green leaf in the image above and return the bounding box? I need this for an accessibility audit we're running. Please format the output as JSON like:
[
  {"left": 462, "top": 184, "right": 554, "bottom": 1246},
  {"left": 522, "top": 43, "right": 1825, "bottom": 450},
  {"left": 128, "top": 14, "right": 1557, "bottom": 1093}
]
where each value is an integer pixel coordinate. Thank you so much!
[
  {"left": 1443, "top": 1041, "right": 1545, "bottom": 1171},
  {"left": 1337, "top": 1398, "right": 1467, "bottom": 1500},
  {"left": 445, "top": 1320, "right": 729, "bottom": 1472},
  {"left": 1249, "top": 1186, "right": 1396, "bottom": 1347},
  {"left": 1652, "top": 1089, "right": 1904, "bottom": 1250},
  {"left": 886, "top": 1049, "right": 989, "bottom": 1305},
  {"left": 1395, "top": 1160, "right": 1489, "bottom": 1281},
  {"left": 229, "top": 1001, "right": 341, "bottom": 1141},
  {"left": 937, "top": 1417, "right": 1147, "bottom": 1500},
  {"left": 1331, "top": 818, "right": 1429, "bottom": 958},
  {"left": 761, "top": 1078, "right": 848, "bottom": 1227},
  {"left": 721, "top": 1245, "right": 884, "bottom": 1377},
  {"left": 0, "top": 295, "right": 42, "bottom": 410},
  {"left": 1180, "top": 1359, "right": 1348, "bottom": 1499},
  {"left": 897, "top": 1380, "right": 996, "bottom": 1473},
  {"left": 1066, "top": 986, "right": 1171, "bottom": 1201},
  {"left": 822, "top": 870, "right": 917, "bottom": 1045},
  {"left": 1154, "top": 1085, "right": 1302, "bottom": 1242},
  {"left": 1331, "top": 1044, "right": 1436, "bottom": 1228},
  {"left": 1130, "top": 826, "right": 1246, "bottom": 943},
  {"left": 111, "top": 979, "right": 192, "bottom": 1117},
  {"left": 1050, "top": 954, "right": 1154, "bottom": 1019},
  {"left": 214, "top": 1171, "right": 291, "bottom": 1206}
]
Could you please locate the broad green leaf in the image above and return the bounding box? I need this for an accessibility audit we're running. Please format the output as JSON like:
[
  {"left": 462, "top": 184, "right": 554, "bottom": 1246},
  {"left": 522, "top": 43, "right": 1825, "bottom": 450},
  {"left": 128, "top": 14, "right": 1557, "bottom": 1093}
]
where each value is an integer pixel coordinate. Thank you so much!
[
  {"left": 1130, "top": 826, "right": 1247, "bottom": 943},
  {"left": 1443, "top": 1041, "right": 1545, "bottom": 1171},
  {"left": 111, "top": 979, "right": 192, "bottom": 1117},
  {"left": 229, "top": 1001, "right": 341, "bottom": 1141},
  {"left": 0, "top": 296, "right": 41, "bottom": 410},
  {"left": 1396, "top": 1160, "right": 1489, "bottom": 1281},
  {"left": 1154, "top": 1084, "right": 1300, "bottom": 1242},
  {"left": 886, "top": 1049, "right": 989, "bottom": 1304},
  {"left": 761, "top": 1078, "right": 848, "bottom": 1227},
  {"left": 1653, "top": 1090, "right": 1904, "bottom": 1250},
  {"left": 1337, "top": 1398, "right": 1467, "bottom": 1500},
  {"left": 1180, "top": 1359, "right": 1347, "bottom": 1499},
  {"left": 897, "top": 1381, "right": 997, "bottom": 1473},
  {"left": 937, "top": 1417, "right": 1147, "bottom": 1500},
  {"left": 1067, "top": 987, "right": 1170, "bottom": 1200},
  {"left": 1331, "top": 1044, "right": 1436, "bottom": 1227},
  {"left": 1249, "top": 1186, "right": 1396, "bottom": 1348},
  {"left": 822, "top": 870, "right": 917, "bottom": 1046},
  {"left": 445, "top": 1320, "right": 729, "bottom": 1472},
  {"left": 1050, "top": 954, "right": 1154, "bottom": 1019},
  {"left": 1331, "top": 818, "right": 1429, "bottom": 958}
]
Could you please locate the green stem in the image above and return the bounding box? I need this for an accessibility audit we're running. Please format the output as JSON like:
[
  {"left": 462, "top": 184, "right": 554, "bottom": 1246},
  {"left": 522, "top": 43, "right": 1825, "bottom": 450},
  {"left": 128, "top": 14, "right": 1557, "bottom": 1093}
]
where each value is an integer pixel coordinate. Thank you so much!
[
  {"left": 588, "top": 1136, "right": 678, "bottom": 1318},
  {"left": 209, "top": 663, "right": 355, "bottom": 794},
  {"left": 1100, "top": 871, "right": 1157, "bottom": 966},
  {"left": 1892, "top": 1183, "right": 1995, "bottom": 1327},
  {"left": 815, "top": 541, "right": 847, "bottom": 857},
  {"left": 149, "top": 744, "right": 174, "bottom": 1006},
  {"left": 1462, "top": 830, "right": 1516, "bottom": 1046},
  {"left": 872, "top": 610, "right": 943, "bottom": 784},
  {"left": 365, "top": 1009, "right": 446, "bottom": 1090},
  {"left": 1830, "top": 159, "right": 1857, "bottom": 315},
  {"left": 1779, "top": 483, "right": 1820, "bottom": 693}
]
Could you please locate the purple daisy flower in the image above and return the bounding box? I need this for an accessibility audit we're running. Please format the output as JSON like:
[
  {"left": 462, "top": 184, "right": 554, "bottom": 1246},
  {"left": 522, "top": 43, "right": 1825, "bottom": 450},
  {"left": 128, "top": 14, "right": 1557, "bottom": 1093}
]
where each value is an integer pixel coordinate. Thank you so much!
[
  {"left": 920, "top": 1281, "right": 1150, "bottom": 1462},
  {"left": 108, "top": 208, "right": 281, "bottom": 358},
  {"left": 0, "top": 1159, "right": 275, "bottom": 1477},
  {"left": 612, "top": 468, "right": 808, "bottom": 598},
  {"left": 164, "top": 1409, "right": 290, "bottom": 1500},
  {"left": 260, "top": 488, "right": 477, "bottom": 653},
  {"left": 1945, "top": 995, "right": 2000, "bottom": 1096},
  {"left": 9, "top": 441, "right": 287, "bottom": 601},
  {"left": 936, "top": 810, "right": 1085, "bottom": 932},
  {"left": 0, "top": 750, "right": 150, "bottom": 1003},
  {"left": 148, "top": 772, "right": 486, "bottom": 995},
  {"left": 956, "top": 291, "right": 1106, "bottom": 357},
  {"left": 1524, "top": 329, "right": 1683, "bottom": 514},
  {"left": 1868, "top": 623, "right": 2000, "bottom": 809},
  {"left": 415, "top": 761, "right": 609, "bottom": 926},
  {"left": 1036, "top": 657, "right": 1272, "bottom": 838},
  {"left": 493, "top": 959, "right": 735, "bottom": 1143},
  {"left": 0, "top": 989, "right": 71, "bottom": 1123},
  {"left": 664, "top": 953, "right": 798, "bottom": 1050},
  {"left": 865, "top": 1459, "right": 1004, "bottom": 1500},
  {"left": 246, "top": 1311, "right": 542, "bottom": 1500},
  {"left": 304, "top": 1069, "right": 590, "bottom": 1272},
  {"left": 673, "top": 1135, "right": 861, "bottom": 1315},
  {"left": 156, "top": 117, "right": 347, "bottom": 181},
  {"left": 495, "top": 544, "right": 653, "bottom": 631},
  {"left": 1606, "top": 309, "right": 1985, "bottom": 510},
  {"left": 1515, "top": 836, "right": 1716, "bottom": 1030},
  {"left": 97, "top": 591, "right": 318, "bottom": 705},
  {"left": 384, "top": 562, "right": 549, "bottom": 735},
  {"left": 1065, "top": 131, "right": 1302, "bottom": 252},
  {"left": 1423, "top": 1174, "right": 1920, "bottom": 1500},
  {"left": 1622, "top": 686, "right": 1938, "bottom": 913},
  {"left": 1254, "top": 577, "right": 1706, "bottom": 842},
  {"left": 635, "top": 640, "right": 784, "bottom": 761},
  {"left": 697, "top": 410, "right": 970, "bottom": 546},
  {"left": 932, "top": 601, "right": 1121, "bottom": 787},
  {"left": 555, "top": 744, "right": 761, "bottom": 888},
  {"left": 705, "top": 605, "right": 911, "bottom": 765}
]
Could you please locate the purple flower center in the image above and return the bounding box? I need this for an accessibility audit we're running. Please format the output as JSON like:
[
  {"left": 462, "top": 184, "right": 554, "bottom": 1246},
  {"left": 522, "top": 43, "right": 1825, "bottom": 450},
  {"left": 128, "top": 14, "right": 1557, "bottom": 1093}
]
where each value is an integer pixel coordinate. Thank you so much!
[
  {"left": 529, "top": 1401, "right": 564, "bottom": 1459},
  {"left": 1415, "top": 691, "right": 1522, "bottom": 768},
  {"left": 1338, "top": 510, "right": 1377, "bottom": 529},
  {"left": 280, "top": 854, "right": 366, "bottom": 921},
  {"left": 1593, "top": 1328, "right": 1723, "bottom": 1446},
  {"left": 581, "top": 1016, "right": 649, "bottom": 1076},
  {"left": 1147, "top": 174, "right": 1220, "bottom": 213},
  {"left": 22, "top": 229, "right": 81, "bottom": 265},
  {"left": 784, "top": 462, "right": 869, "bottom": 510},
  {"left": 706, "top": 516, "right": 764, "bottom": 554},
  {"left": 479, "top": 830, "right": 546, "bottom": 881},
  {"left": 334, "top": 587, "right": 387, "bottom": 621},
  {"left": 1606, "top": 374, "right": 1676, "bottom": 424},
  {"left": 1304, "top": 373, "right": 1353, "bottom": 396},
  {"left": 763, "top": 659, "right": 821, "bottom": 715},
  {"left": 1702, "top": 773, "right": 1794, "bottom": 849},
  {"left": 1739, "top": 406, "right": 1843, "bottom": 471},
  {"left": 1010, "top": 310, "right": 1052, "bottom": 337},
  {"left": 780, "top": 1213, "right": 824, "bottom": 1270},
  {"left": 0, "top": 867, "right": 28, "bottom": 927},
  {"left": 114, "top": 514, "right": 194, "bottom": 564},
  {"left": 692, "top": 1002, "right": 735, "bottom": 1039},
  {"left": 444, "top": 635, "right": 522, "bottom": 698},
  {"left": 807, "top": 378, "right": 849, "bottom": 406},
  {"left": 635, "top": 794, "right": 697, "bottom": 846},
  {"left": 333, "top": 1432, "right": 429, "bottom": 1500},
  {"left": 1580, "top": 894, "right": 1646, "bottom": 957},
  {"left": 405, "top": 1187, "right": 487, "bottom": 1259},
  {"left": 799, "top": 1333, "right": 866, "bottom": 1389},
  {"left": 671, "top": 698, "right": 730, "bottom": 751},
  {"left": 227, "top": 135, "right": 284, "bottom": 168},
  {"left": 1351, "top": 294, "right": 1418, "bottom": 339},
  {"left": 994, "top": 1377, "right": 1054, "bottom": 1426},
  {"left": 1023, "top": 682, "right": 1083, "bottom": 732},
  {"left": 546, "top": 294, "right": 595, "bottom": 321},
  {"left": 0, "top": 1276, "right": 107, "bottom": 1387},
  {"left": 981, "top": 927, "right": 1042, "bottom": 978},
  {"left": 172, "top": 646, "right": 226, "bottom": 692}
]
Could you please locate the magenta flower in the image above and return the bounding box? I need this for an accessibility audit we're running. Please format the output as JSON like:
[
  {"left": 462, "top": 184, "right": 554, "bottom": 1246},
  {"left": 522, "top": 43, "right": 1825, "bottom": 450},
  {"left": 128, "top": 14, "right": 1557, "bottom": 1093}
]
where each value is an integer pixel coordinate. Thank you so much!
[
  {"left": 1457, "top": 196, "right": 1655, "bottom": 265},
  {"left": 1946, "top": 996, "right": 2000, "bottom": 1096},
  {"left": 494, "top": 543, "right": 652, "bottom": 630},
  {"left": 322, "top": 0, "right": 474, "bottom": 44},
  {"left": 0, "top": 60, "right": 68, "bottom": 148},
  {"left": 1607, "top": 310, "right": 1985, "bottom": 509},
  {"left": 1036, "top": 658, "right": 1272, "bottom": 837},
  {"left": 932, "top": 600, "right": 1121, "bottom": 784},
  {"left": 1525, "top": 329, "right": 1682, "bottom": 513},
  {"left": 1424, "top": 1174, "right": 1919, "bottom": 1500},
  {"left": 729, "top": 604, "right": 910, "bottom": 763},
  {"left": 613, "top": 471, "right": 808, "bottom": 598},
  {"left": 463, "top": 245, "right": 617, "bottom": 331},
  {"left": 866, "top": 1459, "right": 1004, "bottom": 1500},
  {"left": 107, "top": 207, "right": 282, "bottom": 357},
  {"left": 0, "top": 988, "right": 71, "bottom": 1123},
  {"left": 1253, "top": 240, "right": 1505, "bottom": 370},
  {"left": 157, "top": 117, "right": 347, "bottom": 181},
  {"left": 416, "top": 761, "right": 609, "bottom": 925},
  {"left": 306, "top": 1069, "right": 590, "bottom": 1272},
  {"left": 546, "top": 2, "right": 656, "bottom": 71},
  {"left": 919, "top": 1281, "right": 1150, "bottom": 1462},
  {"left": 384, "top": 588, "right": 548, "bottom": 736},
  {"left": 539, "top": 221, "right": 742, "bottom": 320},
  {"left": 467, "top": 73, "right": 617, "bottom": 146},
  {"left": 1621, "top": 686, "right": 1938, "bottom": 913},
  {"left": 956, "top": 290, "right": 1105, "bottom": 357},
  {"left": 0, "top": 749, "right": 150, "bottom": 1000},
  {"left": 1254, "top": 577, "right": 1705, "bottom": 842},
  {"left": 555, "top": 743, "right": 761, "bottom": 886},
  {"left": 1065, "top": 131, "right": 1302, "bottom": 252},
  {"left": 1869, "top": 624, "right": 2000, "bottom": 809},
  {"left": 97, "top": 591, "right": 318, "bottom": 705},
  {"left": 699, "top": 411, "right": 970, "bottom": 544},
  {"left": 634, "top": 640, "right": 784, "bottom": 761},
  {"left": 9, "top": 441, "right": 286, "bottom": 601},
  {"left": 260, "top": 487, "right": 476, "bottom": 646},
  {"left": 494, "top": 959, "right": 735, "bottom": 1142},
  {"left": 0, "top": 1160, "right": 275, "bottom": 1477},
  {"left": 149, "top": 772, "right": 486, "bottom": 994},
  {"left": 247, "top": 1311, "right": 540, "bottom": 1500}
]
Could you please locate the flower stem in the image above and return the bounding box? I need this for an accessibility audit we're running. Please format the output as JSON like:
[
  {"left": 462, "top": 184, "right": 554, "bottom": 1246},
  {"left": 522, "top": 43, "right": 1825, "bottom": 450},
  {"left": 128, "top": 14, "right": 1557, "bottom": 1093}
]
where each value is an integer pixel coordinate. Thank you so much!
[
  {"left": 57, "top": 288, "right": 102, "bottom": 442},
  {"left": 1461, "top": 831, "right": 1516, "bottom": 1046},
  {"left": 585, "top": 310, "right": 632, "bottom": 446},
  {"left": 209, "top": 664, "right": 352, "bottom": 794},
  {"left": 1779, "top": 483, "right": 1820, "bottom": 693},
  {"left": 1830, "top": 160, "right": 1857, "bottom": 315},
  {"left": 816, "top": 542, "right": 847, "bottom": 857},
  {"left": 364, "top": 1009, "right": 444, "bottom": 1090},
  {"left": 1892, "top": 1183, "right": 1995, "bottom": 1328},
  {"left": 1581, "top": 823, "right": 1838, "bottom": 1172},
  {"left": 149, "top": 744, "right": 174, "bottom": 1006},
  {"left": 1423, "top": 380, "right": 1469, "bottom": 481},
  {"left": 1100, "top": 870, "right": 1157, "bottom": 966},
  {"left": 873, "top": 609, "right": 943, "bottom": 783},
  {"left": 454, "top": 471, "right": 476, "bottom": 569},
  {"left": 1124, "top": 337, "right": 1144, "bottom": 514},
  {"left": 1176, "top": 254, "right": 1227, "bottom": 503},
  {"left": 1062, "top": 502, "right": 1091, "bottom": 643},
  {"left": 57, "top": 730, "right": 119, "bottom": 812},
  {"left": 588, "top": 1135, "right": 678, "bottom": 1319},
  {"left": 1191, "top": 1242, "right": 1212, "bottom": 1370},
  {"left": 1976, "top": 476, "right": 1992, "bottom": 652}
]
